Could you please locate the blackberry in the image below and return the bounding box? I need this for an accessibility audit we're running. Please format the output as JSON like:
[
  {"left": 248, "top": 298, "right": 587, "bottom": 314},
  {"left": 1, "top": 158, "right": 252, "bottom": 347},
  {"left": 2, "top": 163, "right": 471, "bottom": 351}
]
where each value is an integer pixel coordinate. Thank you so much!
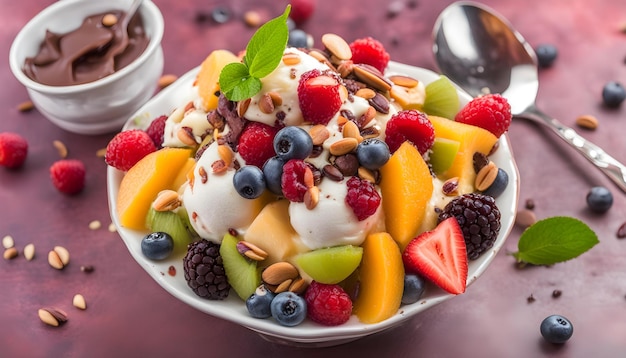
[
  {"left": 438, "top": 193, "right": 501, "bottom": 260},
  {"left": 183, "top": 239, "right": 230, "bottom": 300}
]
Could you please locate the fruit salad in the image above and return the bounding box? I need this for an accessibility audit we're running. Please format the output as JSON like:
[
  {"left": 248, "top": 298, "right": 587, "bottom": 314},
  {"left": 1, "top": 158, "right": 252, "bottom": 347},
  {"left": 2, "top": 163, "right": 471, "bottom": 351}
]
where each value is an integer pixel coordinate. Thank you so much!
[{"left": 107, "top": 16, "right": 512, "bottom": 328}]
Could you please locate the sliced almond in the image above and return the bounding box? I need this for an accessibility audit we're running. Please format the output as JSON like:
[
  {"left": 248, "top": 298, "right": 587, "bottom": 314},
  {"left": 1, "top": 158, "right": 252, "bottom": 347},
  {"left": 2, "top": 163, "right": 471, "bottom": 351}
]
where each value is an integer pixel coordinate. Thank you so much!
[
  {"left": 321, "top": 33, "right": 352, "bottom": 60},
  {"left": 268, "top": 91, "right": 283, "bottom": 107},
  {"left": 273, "top": 279, "right": 293, "bottom": 294},
  {"left": 38, "top": 307, "right": 68, "bottom": 327},
  {"left": 288, "top": 277, "right": 308, "bottom": 295},
  {"left": 158, "top": 74, "right": 178, "bottom": 89},
  {"left": 258, "top": 93, "right": 275, "bottom": 114},
  {"left": 23, "top": 243, "right": 35, "bottom": 261},
  {"left": 73, "top": 294, "right": 87, "bottom": 310},
  {"left": 262, "top": 262, "right": 299, "bottom": 286},
  {"left": 17, "top": 100, "right": 34, "bottom": 112},
  {"left": 575, "top": 114, "right": 598, "bottom": 130},
  {"left": 237, "top": 98, "right": 251, "bottom": 118},
  {"left": 53, "top": 140, "right": 68, "bottom": 158}
]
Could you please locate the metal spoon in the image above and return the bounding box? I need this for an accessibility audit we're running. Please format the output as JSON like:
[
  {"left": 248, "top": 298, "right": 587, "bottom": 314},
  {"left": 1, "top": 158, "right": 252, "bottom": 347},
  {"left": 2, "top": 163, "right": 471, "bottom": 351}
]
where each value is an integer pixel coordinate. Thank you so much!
[{"left": 432, "top": 1, "right": 626, "bottom": 193}]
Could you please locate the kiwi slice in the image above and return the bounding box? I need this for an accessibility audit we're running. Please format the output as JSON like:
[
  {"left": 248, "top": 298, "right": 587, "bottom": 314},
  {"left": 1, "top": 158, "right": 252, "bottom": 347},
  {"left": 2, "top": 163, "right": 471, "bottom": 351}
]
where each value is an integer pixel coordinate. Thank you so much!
[
  {"left": 423, "top": 75, "right": 460, "bottom": 120},
  {"left": 146, "top": 207, "right": 192, "bottom": 254},
  {"left": 294, "top": 245, "right": 363, "bottom": 284},
  {"left": 219, "top": 233, "right": 261, "bottom": 301},
  {"left": 429, "top": 137, "right": 461, "bottom": 175}
]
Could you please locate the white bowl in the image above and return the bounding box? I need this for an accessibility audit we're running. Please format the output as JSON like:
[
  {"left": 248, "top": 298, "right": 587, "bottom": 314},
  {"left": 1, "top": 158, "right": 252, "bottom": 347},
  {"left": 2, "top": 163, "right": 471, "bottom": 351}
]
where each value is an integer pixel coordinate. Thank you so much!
[
  {"left": 9, "top": 0, "right": 164, "bottom": 135},
  {"left": 107, "top": 62, "right": 520, "bottom": 346}
]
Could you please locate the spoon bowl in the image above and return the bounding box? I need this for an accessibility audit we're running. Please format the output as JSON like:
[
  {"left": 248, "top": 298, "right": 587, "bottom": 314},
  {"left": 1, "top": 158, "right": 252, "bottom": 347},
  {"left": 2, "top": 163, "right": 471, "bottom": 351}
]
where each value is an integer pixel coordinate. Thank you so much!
[{"left": 433, "top": 1, "right": 626, "bottom": 192}]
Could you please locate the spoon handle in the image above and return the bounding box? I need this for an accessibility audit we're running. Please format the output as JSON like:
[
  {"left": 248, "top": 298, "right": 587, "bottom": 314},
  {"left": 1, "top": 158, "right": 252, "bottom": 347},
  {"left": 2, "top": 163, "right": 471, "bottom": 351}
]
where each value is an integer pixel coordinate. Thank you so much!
[{"left": 518, "top": 105, "right": 626, "bottom": 193}]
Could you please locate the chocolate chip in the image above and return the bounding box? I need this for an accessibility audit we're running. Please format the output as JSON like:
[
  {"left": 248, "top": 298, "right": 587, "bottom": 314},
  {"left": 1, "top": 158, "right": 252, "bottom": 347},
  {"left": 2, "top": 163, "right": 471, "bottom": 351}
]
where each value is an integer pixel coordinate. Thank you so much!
[
  {"left": 334, "top": 154, "right": 359, "bottom": 176},
  {"left": 323, "top": 164, "right": 344, "bottom": 181},
  {"left": 368, "top": 93, "right": 390, "bottom": 114},
  {"left": 617, "top": 222, "right": 626, "bottom": 239},
  {"left": 552, "top": 289, "right": 562, "bottom": 298}
]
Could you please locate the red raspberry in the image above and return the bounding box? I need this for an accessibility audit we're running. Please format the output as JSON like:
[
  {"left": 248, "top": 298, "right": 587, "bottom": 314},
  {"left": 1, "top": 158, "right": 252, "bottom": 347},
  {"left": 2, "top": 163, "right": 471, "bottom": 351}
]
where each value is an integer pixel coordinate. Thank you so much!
[
  {"left": 50, "top": 159, "right": 86, "bottom": 195},
  {"left": 345, "top": 176, "right": 381, "bottom": 221},
  {"left": 304, "top": 281, "right": 352, "bottom": 326},
  {"left": 297, "top": 69, "right": 342, "bottom": 125},
  {"left": 384, "top": 109, "right": 434, "bottom": 154},
  {"left": 349, "top": 37, "right": 390, "bottom": 74},
  {"left": 281, "top": 159, "right": 309, "bottom": 202},
  {"left": 145, "top": 115, "right": 167, "bottom": 148},
  {"left": 105, "top": 129, "right": 157, "bottom": 171},
  {"left": 238, "top": 122, "right": 278, "bottom": 168},
  {"left": 0, "top": 132, "right": 28, "bottom": 169},
  {"left": 290, "top": 0, "right": 316, "bottom": 25},
  {"left": 455, "top": 94, "right": 512, "bottom": 138}
]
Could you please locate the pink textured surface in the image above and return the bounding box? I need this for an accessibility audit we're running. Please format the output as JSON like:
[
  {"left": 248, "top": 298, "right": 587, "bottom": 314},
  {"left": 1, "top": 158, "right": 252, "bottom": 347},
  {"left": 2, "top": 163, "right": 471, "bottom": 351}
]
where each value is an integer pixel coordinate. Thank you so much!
[{"left": 2, "top": 0, "right": 626, "bottom": 356}]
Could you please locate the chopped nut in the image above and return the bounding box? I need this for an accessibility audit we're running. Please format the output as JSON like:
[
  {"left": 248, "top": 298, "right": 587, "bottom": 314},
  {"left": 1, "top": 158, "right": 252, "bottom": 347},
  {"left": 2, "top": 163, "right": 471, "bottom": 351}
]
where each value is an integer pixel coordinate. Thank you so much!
[
  {"left": 352, "top": 64, "right": 392, "bottom": 92},
  {"left": 304, "top": 186, "right": 320, "bottom": 210},
  {"left": 243, "top": 10, "right": 262, "bottom": 27},
  {"left": 258, "top": 93, "right": 275, "bottom": 114},
  {"left": 442, "top": 177, "right": 460, "bottom": 196},
  {"left": 24, "top": 243, "right": 35, "bottom": 261},
  {"left": 288, "top": 277, "right": 308, "bottom": 294},
  {"left": 95, "top": 148, "right": 107, "bottom": 158},
  {"left": 388, "top": 75, "right": 419, "bottom": 88},
  {"left": 158, "top": 74, "right": 178, "bottom": 89},
  {"left": 48, "top": 246, "right": 69, "bottom": 270},
  {"left": 108, "top": 223, "right": 117, "bottom": 233},
  {"left": 38, "top": 307, "right": 68, "bottom": 327},
  {"left": 237, "top": 98, "right": 251, "bottom": 117},
  {"left": 262, "top": 262, "right": 299, "bottom": 286},
  {"left": 355, "top": 88, "right": 377, "bottom": 100},
  {"left": 321, "top": 33, "right": 352, "bottom": 60},
  {"left": 3, "top": 247, "right": 18, "bottom": 260},
  {"left": 236, "top": 241, "right": 268, "bottom": 261},
  {"left": 515, "top": 209, "right": 537, "bottom": 228},
  {"left": 474, "top": 161, "right": 498, "bottom": 191},
  {"left": 575, "top": 114, "right": 598, "bottom": 130},
  {"left": 52, "top": 140, "right": 68, "bottom": 158},
  {"left": 273, "top": 279, "right": 293, "bottom": 294},
  {"left": 101, "top": 13, "right": 118, "bottom": 27},
  {"left": 342, "top": 121, "right": 363, "bottom": 142},
  {"left": 17, "top": 100, "right": 35, "bottom": 112},
  {"left": 73, "top": 294, "right": 87, "bottom": 310},
  {"left": 152, "top": 190, "right": 182, "bottom": 212},
  {"left": 282, "top": 52, "right": 301, "bottom": 66},
  {"left": 177, "top": 127, "right": 197, "bottom": 147},
  {"left": 217, "top": 145, "right": 234, "bottom": 166},
  {"left": 2, "top": 235, "right": 14, "bottom": 249},
  {"left": 329, "top": 138, "right": 358, "bottom": 156},
  {"left": 309, "top": 125, "right": 330, "bottom": 146},
  {"left": 88, "top": 220, "right": 101, "bottom": 230}
]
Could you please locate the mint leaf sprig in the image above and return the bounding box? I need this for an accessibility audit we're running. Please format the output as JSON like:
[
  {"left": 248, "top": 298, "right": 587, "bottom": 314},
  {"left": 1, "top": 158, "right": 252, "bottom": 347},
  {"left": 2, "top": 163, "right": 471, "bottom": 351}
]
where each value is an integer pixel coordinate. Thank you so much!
[
  {"left": 511, "top": 216, "right": 599, "bottom": 265},
  {"left": 218, "top": 6, "right": 291, "bottom": 102}
]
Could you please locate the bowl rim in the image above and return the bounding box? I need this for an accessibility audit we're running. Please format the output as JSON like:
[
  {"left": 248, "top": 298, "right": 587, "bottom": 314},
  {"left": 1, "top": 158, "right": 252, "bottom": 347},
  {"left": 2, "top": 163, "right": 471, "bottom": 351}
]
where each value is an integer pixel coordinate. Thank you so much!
[
  {"left": 9, "top": 0, "right": 164, "bottom": 94},
  {"left": 107, "top": 62, "right": 520, "bottom": 343}
]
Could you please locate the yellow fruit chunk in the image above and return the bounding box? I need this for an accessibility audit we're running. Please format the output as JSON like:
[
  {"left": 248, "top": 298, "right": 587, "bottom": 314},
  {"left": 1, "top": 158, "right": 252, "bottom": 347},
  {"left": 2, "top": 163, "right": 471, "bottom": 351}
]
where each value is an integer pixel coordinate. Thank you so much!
[
  {"left": 243, "top": 200, "right": 304, "bottom": 265},
  {"left": 117, "top": 148, "right": 192, "bottom": 230},
  {"left": 196, "top": 50, "right": 240, "bottom": 111},
  {"left": 379, "top": 141, "right": 434, "bottom": 250},
  {"left": 353, "top": 232, "right": 404, "bottom": 324},
  {"left": 171, "top": 158, "right": 195, "bottom": 191},
  {"left": 428, "top": 115, "right": 498, "bottom": 194}
]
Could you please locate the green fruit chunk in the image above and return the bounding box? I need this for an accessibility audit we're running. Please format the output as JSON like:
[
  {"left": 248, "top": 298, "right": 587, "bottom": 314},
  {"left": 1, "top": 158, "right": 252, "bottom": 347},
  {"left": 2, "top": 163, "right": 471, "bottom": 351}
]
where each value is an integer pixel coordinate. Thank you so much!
[
  {"left": 423, "top": 75, "right": 460, "bottom": 120},
  {"left": 294, "top": 245, "right": 363, "bottom": 284},
  {"left": 429, "top": 137, "right": 460, "bottom": 175},
  {"left": 219, "top": 233, "right": 261, "bottom": 300},
  {"left": 146, "top": 207, "right": 192, "bottom": 254}
]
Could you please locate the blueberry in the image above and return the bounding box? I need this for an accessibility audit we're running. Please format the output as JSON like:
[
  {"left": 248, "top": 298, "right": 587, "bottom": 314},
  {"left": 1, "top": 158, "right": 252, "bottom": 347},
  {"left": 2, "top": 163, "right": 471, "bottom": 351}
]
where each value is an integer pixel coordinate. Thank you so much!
[
  {"left": 270, "top": 292, "right": 307, "bottom": 326},
  {"left": 141, "top": 232, "right": 174, "bottom": 260},
  {"left": 356, "top": 138, "right": 390, "bottom": 170},
  {"left": 233, "top": 165, "right": 266, "bottom": 199},
  {"left": 601, "top": 81, "right": 626, "bottom": 108},
  {"left": 586, "top": 186, "right": 613, "bottom": 213},
  {"left": 288, "top": 29, "right": 311, "bottom": 48},
  {"left": 273, "top": 126, "right": 313, "bottom": 161},
  {"left": 402, "top": 274, "right": 426, "bottom": 305},
  {"left": 535, "top": 44, "right": 558, "bottom": 68},
  {"left": 286, "top": 18, "right": 296, "bottom": 31},
  {"left": 210, "top": 7, "right": 231, "bottom": 24},
  {"left": 246, "top": 285, "right": 276, "bottom": 319},
  {"left": 540, "top": 314, "right": 573, "bottom": 344},
  {"left": 482, "top": 168, "right": 509, "bottom": 198},
  {"left": 262, "top": 156, "right": 285, "bottom": 196}
]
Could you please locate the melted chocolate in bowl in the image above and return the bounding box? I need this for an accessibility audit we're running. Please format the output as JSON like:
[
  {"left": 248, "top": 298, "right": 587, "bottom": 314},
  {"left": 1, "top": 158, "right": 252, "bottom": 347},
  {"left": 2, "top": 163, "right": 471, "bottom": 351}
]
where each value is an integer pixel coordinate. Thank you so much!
[{"left": 23, "top": 11, "right": 149, "bottom": 86}]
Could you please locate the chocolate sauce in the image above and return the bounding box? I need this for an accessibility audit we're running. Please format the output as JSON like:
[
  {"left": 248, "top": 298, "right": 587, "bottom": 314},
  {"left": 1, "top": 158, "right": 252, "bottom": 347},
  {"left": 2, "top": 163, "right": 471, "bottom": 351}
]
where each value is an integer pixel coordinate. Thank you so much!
[{"left": 23, "top": 10, "right": 149, "bottom": 86}]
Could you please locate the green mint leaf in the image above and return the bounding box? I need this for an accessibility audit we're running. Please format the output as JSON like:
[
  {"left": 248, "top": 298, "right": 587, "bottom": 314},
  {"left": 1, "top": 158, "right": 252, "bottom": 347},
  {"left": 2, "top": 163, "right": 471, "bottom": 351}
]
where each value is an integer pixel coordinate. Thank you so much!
[
  {"left": 218, "top": 62, "right": 262, "bottom": 102},
  {"left": 245, "top": 6, "right": 290, "bottom": 78},
  {"left": 511, "top": 216, "right": 598, "bottom": 265}
]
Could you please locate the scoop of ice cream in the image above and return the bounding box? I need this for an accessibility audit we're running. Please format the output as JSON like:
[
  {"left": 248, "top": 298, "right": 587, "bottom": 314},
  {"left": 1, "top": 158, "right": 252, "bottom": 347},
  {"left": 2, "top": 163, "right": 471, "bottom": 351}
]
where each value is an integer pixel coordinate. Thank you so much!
[
  {"left": 182, "top": 141, "right": 262, "bottom": 243},
  {"left": 289, "top": 177, "right": 385, "bottom": 250}
]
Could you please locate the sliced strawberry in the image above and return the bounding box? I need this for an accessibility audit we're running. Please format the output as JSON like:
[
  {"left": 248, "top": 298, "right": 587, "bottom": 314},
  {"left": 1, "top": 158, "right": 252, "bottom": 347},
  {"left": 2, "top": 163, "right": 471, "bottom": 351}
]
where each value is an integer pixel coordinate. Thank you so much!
[
  {"left": 402, "top": 217, "right": 468, "bottom": 294},
  {"left": 297, "top": 69, "right": 342, "bottom": 125}
]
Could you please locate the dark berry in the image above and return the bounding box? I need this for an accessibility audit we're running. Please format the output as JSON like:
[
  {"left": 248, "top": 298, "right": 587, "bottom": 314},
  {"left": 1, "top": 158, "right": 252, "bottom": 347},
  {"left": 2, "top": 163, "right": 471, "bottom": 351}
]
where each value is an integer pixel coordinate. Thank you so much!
[
  {"left": 402, "top": 274, "right": 426, "bottom": 305},
  {"left": 246, "top": 285, "right": 276, "bottom": 319},
  {"left": 263, "top": 156, "right": 285, "bottom": 196},
  {"left": 535, "top": 44, "right": 558, "bottom": 68},
  {"left": 356, "top": 138, "right": 390, "bottom": 170},
  {"left": 183, "top": 239, "right": 230, "bottom": 300},
  {"left": 586, "top": 186, "right": 613, "bottom": 213},
  {"left": 482, "top": 168, "right": 509, "bottom": 198},
  {"left": 438, "top": 193, "right": 501, "bottom": 260},
  {"left": 141, "top": 232, "right": 174, "bottom": 260},
  {"left": 288, "top": 29, "right": 311, "bottom": 48},
  {"left": 211, "top": 7, "right": 231, "bottom": 24},
  {"left": 233, "top": 165, "right": 266, "bottom": 199},
  {"left": 270, "top": 292, "right": 307, "bottom": 326},
  {"left": 540, "top": 314, "right": 573, "bottom": 344},
  {"left": 601, "top": 81, "right": 626, "bottom": 108},
  {"left": 281, "top": 159, "right": 309, "bottom": 202},
  {"left": 345, "top": 176, "right": 381, "bottom": 221},
  {"left": 273, "top": 126, "right": 313, "bottom": 161}
]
